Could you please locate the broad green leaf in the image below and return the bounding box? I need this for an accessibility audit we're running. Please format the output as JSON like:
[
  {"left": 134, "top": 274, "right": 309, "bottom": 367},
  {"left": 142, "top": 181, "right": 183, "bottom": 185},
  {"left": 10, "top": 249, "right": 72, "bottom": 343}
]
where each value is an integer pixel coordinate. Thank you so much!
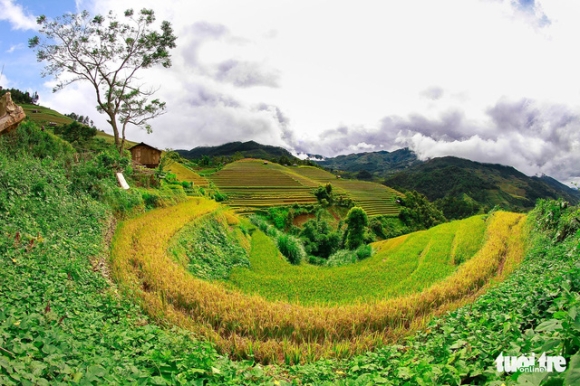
[
  {"left": 536, "top": 319, "right": 563, "bottom": 332},
  {"left": 515, "top": 371, "right": 548, "bottom": 386},
  {"left": 565, "top": 353, "right": 580, "bottom": 386}
]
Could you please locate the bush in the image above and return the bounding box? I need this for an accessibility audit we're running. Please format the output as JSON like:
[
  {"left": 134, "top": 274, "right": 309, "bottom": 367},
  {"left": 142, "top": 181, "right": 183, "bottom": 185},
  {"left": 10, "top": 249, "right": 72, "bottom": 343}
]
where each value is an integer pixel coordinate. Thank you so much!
[
  {"left": 0, "top": 120, "right": 75, "bottom": 162},
  {"left": 277, "top": 233, "right": 305, "bottom": 265},
  {"left": 345, "top": 206, "right": 369, "bottom": 250},
  {"left": 326, "top": 250, "right": 357, "bottom": 267},
  {"left": 268, "top": 207, "right": 290, "bottom": 230},
  {"left": 213, "top": 190, "right": 228, "bottom": 202},
  {"left": 299, "top": 216, "right": 341, "bottom": 258},
  {"left": 355, "top": 244, "right": 372, "bottom": 260}
]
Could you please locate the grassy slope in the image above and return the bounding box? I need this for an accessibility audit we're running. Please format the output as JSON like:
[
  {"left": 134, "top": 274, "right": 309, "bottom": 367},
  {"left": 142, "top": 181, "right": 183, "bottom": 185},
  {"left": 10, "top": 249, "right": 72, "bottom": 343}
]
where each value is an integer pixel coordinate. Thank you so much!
[
  {"left": 22, "top": 104, "right": 138, "bottom": 148},
  {"left": 166, "top": 162, "right": 210, "bottom": 187},
  {"left": 227, "top": 215, "right": 487, "bottom": 305},
  {"left": 209, "top": 160, "right": 401, "bottom": 216}
]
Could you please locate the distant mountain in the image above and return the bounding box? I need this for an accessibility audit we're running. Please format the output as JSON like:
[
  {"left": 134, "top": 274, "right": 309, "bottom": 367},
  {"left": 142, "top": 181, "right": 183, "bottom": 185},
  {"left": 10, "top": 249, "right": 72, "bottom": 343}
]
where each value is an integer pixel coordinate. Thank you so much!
[
  {"left": 314, "top": 148, "right": 421, "bottom": 176},
  {"left": 535, "top": 175, "right": 580, "bottom": 200},
  {"left": 176, "top": 141, "right": 297, "bottom": 161},
  {"left": 384, "top": 156, "right": 580, "bottom": 219}
]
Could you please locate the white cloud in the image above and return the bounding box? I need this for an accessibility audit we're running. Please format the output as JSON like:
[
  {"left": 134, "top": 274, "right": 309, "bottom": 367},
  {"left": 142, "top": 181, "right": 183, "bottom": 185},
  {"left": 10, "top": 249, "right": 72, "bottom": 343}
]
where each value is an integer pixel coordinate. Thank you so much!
[
  {"left": 32, "top": 0, "right": 580, "bottom": 185},
  {"left": 6, "top": 43, "right": 24, "bottom": 53},
  {"left": 0, "top": 0, "right": 37, "bottom": 30}
]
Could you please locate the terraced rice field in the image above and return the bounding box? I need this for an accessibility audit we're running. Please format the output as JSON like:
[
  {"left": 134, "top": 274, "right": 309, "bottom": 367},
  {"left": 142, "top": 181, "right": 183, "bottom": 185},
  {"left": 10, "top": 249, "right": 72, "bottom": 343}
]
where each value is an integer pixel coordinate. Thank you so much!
[
  {"left": 228, "top": 215, "right": 487, "bottom": 305},
  {"left": 333, "top": 180, "right": 401, "bottom": 216},
  {"left": 207, "top": 161, "right": 402, "bottom": 215},
  {"left": 287, "top": 165, "right": 337, "bottom": 182},
  {"left": 112, "top": 199, "right": 527, "bottom": 363},
  {"left": 167, "top": 162, "right": 210, "bottom": 187},
  {"left": 290, "top": 165, "right": 401, "bottom": 216},
  {"left": 209, "top": 159, "right": 318, "bottom": 210}
]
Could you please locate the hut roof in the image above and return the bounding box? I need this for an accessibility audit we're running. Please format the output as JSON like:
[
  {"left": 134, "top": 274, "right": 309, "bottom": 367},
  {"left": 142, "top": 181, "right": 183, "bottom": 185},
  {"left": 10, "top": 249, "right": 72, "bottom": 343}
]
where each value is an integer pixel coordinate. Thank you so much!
[{"left": 129, "top": 142, "right": 162, "bottom": 152}]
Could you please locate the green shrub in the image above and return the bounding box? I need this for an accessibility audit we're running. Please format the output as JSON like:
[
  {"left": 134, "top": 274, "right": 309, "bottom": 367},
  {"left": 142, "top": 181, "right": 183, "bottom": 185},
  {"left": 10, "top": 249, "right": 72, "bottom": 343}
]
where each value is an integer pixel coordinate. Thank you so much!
[
  {"left": 268, "top": 207, "right": 290, "bottom": 230},
  {"left": 141, "top": 190, "right": 161, "bottom": 209},
  {"left": 355, "top": 244, "right": 372, "bottom": 260},
  {"left": 326, "top": 249, "right": 357, "bottom": 267},
  {"left": 0, "top": 121, "right": 75, "bottom": 164},
  {"left": 345, "top": 206, "right": 369, "bottom": 249},
  {"left": 299, "top": 217, "right": 341, "bottom": 258},
  {"left": 277, "top": 233, "right": 305, "bottom": 265}
]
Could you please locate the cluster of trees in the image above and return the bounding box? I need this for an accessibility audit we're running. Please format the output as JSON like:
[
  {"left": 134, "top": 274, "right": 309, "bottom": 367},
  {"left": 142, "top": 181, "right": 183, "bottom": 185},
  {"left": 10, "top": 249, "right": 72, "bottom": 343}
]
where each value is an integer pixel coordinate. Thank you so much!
[
  {"left": 0, "top": 88, "right": 39, "bottom": 104},
  {"left": 196, "top": 153, "right": 321, "bottom": 169},
  {"left": 264, "top": 204, "right": 372, "bottom": 266},
  {"left": 314, "top": 183, "right": 354, "bottom": 208},
  {"left": 398, "top": 190, "right": 446, "bottom": 230},
  {"left": 53, "top": 121, "right": 97, "bottom": 144},
  {"left": 64, "top": 112, "right": 96, "bottom": 129}
]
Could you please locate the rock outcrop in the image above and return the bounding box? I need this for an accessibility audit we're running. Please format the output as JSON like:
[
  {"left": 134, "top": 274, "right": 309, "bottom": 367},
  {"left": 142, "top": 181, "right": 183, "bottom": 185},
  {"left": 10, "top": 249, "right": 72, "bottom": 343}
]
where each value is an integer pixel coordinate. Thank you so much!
[{"left": 0, "top": 92, "right": 26, "bottom": 135}]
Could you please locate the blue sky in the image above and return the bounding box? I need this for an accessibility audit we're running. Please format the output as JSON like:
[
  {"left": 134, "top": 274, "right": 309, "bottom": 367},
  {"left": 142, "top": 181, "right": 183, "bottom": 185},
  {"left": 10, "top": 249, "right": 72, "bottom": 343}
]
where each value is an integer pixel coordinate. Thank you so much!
[
  {"left": 1, "top": 0, "right": 580, "bottom": 186},
  {"left": 0, "top": 1, "right": 78, "bottom": 92}
]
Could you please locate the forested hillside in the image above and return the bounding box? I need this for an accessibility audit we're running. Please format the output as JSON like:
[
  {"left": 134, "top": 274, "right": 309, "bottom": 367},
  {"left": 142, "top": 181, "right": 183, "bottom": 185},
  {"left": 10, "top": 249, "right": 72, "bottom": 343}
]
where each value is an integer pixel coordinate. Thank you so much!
[{"left": 384, "top": 156, "right": 580, "bottom": 219}]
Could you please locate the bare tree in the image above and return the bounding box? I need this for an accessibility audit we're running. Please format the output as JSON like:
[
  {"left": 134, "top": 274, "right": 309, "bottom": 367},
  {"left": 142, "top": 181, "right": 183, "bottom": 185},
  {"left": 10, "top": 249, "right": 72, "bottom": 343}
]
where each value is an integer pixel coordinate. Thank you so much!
[{"left": 29, "top": 9, "right": 177, "bottom": 153}]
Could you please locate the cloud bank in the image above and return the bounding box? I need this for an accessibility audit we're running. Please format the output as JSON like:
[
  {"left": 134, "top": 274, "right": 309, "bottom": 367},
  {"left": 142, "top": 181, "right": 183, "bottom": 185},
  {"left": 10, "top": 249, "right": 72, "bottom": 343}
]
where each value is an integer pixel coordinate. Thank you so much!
[
  {"left": 0, "top": 0, "right": 37, "bottom": 30},
  {"left": 24, "top": 0, "right": 580, "bottom": 187},
  {"left": 295, "top": 98, "right": 580, "bottom": 185}
]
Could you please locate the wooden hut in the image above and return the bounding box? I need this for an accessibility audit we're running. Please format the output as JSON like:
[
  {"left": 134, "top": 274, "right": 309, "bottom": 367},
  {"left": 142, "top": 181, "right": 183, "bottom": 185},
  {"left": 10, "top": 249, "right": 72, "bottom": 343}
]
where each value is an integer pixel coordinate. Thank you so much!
[{"left": 129, "top": 142, "right": 162, "bottom": 168}]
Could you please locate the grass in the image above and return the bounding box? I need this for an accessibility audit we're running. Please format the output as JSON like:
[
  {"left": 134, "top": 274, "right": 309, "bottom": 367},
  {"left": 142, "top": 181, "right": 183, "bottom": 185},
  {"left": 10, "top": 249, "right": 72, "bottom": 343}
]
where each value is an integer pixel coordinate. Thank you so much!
[
  {"left": 227, "top": 215, "right": 487, "bottom": 305},
  {"left": 166, "top": 162, "right": 210, "bottom": 187},
  {"left": 112, "top": 199, "right": 526, "bottom": 363},
  {"left": 168, "top": 210, "right": 250, "bottom": 280},
  {"left": 21, "top": 104, "right": 139, "bottom": 149},
  {"left": 22, "top": 104, "right": 73, "bottom": 126}
]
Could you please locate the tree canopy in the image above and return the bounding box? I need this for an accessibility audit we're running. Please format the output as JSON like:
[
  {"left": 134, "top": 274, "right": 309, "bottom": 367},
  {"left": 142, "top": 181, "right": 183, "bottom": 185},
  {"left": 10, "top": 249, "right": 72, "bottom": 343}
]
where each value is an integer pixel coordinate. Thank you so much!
[
  {"left": 345, "top": 206, "right": 369, "bottom": 250},
  {"left": 29, "top": 8, "right": 177, "bottom": 153}
]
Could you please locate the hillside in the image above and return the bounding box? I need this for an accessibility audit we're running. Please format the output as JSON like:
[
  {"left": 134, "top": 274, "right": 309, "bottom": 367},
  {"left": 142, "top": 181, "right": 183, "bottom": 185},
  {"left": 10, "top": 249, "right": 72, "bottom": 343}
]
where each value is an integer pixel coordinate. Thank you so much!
[
  {"left": 384, "top": 156, "right": 580, "bottom": 218},
  {"left": 315, "top": 147, "right": 421, "bottom": 176},
  {"left": 206, "top": 159, "right": 401, "bottom": 216},
  {"left": 21, "top": 103, "right": 138, "bottom": 148},
  {"left": 176, "top": 140, "right": 297, "bottom": 161}
]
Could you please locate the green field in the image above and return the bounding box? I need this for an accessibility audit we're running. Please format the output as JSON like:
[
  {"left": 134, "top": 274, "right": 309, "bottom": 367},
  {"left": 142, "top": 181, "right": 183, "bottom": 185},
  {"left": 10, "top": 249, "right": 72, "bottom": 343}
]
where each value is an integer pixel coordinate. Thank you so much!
[
  {"left": 289, "top": 166, "right": 402, "bottom": 215},
  {"left": 226, "top": 215, "right": 487, "bottom": 305},
  {"left": 21, "top": 104, "right": 140, "bottom": 148},
  {"left": 167, "top": 162, "right": 210, "bottom": 187},
  {"left": 208, "top": 159, "right": 318, "bottom": 210},
  {"left": 22, "top": 104, "right": 74, "bottom": 126},
  {"left": 208, "top": 160, "right": 401, "bottom": 215}
]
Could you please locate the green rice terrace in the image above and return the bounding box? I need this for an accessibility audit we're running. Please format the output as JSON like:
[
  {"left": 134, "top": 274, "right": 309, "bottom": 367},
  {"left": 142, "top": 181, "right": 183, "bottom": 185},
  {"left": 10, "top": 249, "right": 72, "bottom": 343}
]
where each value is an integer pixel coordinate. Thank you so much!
[
  {"left": 207, "top": 159, "right": 401, "bottom": 216},
  {"left": 225, "top": 215, "right": 488, "bottom": 305}
]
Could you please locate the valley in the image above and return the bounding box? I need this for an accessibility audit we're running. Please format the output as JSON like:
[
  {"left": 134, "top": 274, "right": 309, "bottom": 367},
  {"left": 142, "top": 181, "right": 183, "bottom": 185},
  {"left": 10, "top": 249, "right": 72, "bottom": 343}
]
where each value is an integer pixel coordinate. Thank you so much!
[{"left": 1, "top": 117, "right": 579, "bottom": 385}]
